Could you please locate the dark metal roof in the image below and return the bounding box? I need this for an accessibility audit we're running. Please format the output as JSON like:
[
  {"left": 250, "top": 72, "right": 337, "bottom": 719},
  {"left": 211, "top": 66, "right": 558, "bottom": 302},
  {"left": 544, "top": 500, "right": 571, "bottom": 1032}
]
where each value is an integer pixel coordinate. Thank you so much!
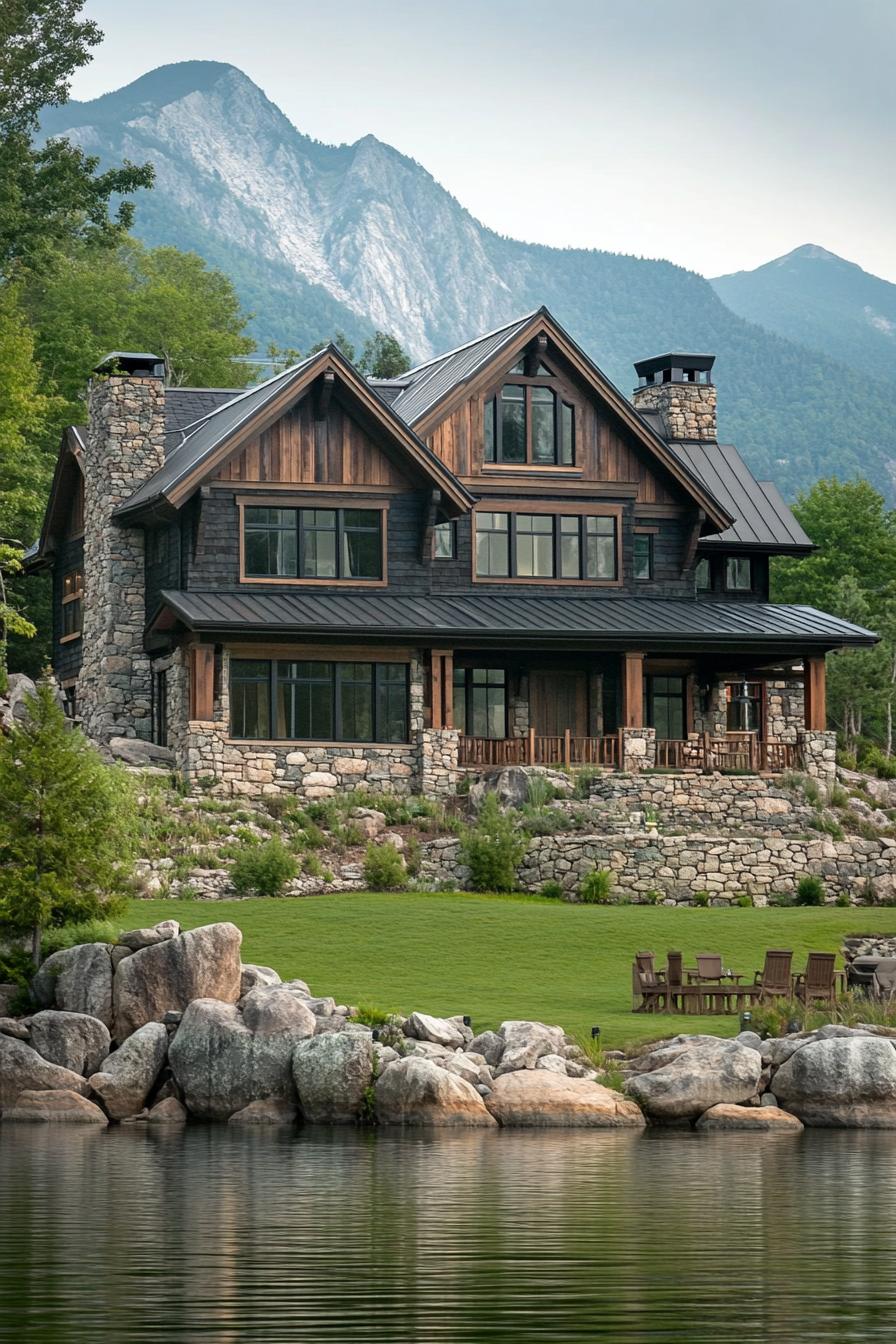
[
  {"left": 634, "top": 353, "right": 715, "bottom": 379},
  {"left": 155, "top": 589, "right": 876, "bottom": 652},
  {"left": 388, "top": 313, "right": 539, "bottom": 425},
  {"left": 165, "top": 387, "right": 242, "bottom": 436},
  {"left": 666, "top": 441, "right": 813, "bottom": 551}
]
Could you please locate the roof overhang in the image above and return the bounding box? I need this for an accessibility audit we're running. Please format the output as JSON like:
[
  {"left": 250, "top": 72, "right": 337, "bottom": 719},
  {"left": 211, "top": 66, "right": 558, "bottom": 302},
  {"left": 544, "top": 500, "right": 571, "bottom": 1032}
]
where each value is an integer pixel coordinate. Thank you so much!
[{"left": 25, "top": 426, "right": 85, "bottom": 570}]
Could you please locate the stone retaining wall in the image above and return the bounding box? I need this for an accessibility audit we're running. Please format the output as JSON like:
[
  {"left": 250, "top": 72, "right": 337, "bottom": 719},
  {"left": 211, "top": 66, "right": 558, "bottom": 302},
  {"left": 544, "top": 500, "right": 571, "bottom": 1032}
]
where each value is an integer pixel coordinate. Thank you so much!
[
  {"left": 584, "top": 771, "right": 812, "bottom": 832},
  {"left": 420, "top": 831, "right": 896, "bottom": 904}
]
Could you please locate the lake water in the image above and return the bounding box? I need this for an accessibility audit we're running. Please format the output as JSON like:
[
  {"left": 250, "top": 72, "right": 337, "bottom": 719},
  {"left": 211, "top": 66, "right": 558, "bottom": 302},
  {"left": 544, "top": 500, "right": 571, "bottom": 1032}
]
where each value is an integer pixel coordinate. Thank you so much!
[{"left": 1, "top": 1125, "right": 895, "bottom": 1342}]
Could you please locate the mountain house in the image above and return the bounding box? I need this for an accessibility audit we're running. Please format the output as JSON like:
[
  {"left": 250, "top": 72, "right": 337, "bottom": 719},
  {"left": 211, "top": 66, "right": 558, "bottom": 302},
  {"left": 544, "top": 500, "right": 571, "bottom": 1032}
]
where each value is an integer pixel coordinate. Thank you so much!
[{"left": 28, "top": 307, "right": 876, "bottom": 798}]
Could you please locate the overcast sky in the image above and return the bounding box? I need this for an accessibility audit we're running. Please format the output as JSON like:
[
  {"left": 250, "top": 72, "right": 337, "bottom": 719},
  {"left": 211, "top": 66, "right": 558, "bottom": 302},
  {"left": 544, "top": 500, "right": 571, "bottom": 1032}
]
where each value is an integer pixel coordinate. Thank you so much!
[{"left": 73, "top": 0, "right": 896, "bottom": 282}]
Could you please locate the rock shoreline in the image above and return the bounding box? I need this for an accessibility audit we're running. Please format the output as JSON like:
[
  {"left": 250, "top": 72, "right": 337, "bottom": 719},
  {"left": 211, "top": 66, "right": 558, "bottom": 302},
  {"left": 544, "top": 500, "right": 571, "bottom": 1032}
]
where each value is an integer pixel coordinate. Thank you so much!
[{"left": 2, "top": 921, "right": 896, "bottom": 1132}]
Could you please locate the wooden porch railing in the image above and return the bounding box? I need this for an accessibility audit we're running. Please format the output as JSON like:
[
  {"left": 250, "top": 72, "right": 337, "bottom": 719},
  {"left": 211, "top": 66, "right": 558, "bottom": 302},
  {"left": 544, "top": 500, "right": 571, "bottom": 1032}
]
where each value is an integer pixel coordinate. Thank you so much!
[{"left": 458, "top": 732, "right": 798, "bottom": 772}]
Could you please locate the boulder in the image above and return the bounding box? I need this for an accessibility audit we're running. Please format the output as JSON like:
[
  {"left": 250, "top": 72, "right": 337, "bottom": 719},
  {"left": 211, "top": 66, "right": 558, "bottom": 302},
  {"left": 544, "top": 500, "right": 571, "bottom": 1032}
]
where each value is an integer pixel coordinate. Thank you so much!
[
  {"left": 88, "top": 1022, "right": 168, "bottom": 1120},
  {"left": 0, "top": 1034, "right": 89, "bottom": 1109},
  {"left": 535, "top": 1054, "right": 569, "bottom": 1075},
  {"left": 293, "top": 1032, "right": 373, "bottom": 1123},
  {"left": 469, "top": 1030, "right": 504, "bottom": 1066},
  {"left": 496, "top": 1020, "right": 567, "bottom": 1075},
  {"left": 443, "top": 1053, "right": 484, "bottom": 1086},
  {"left": 1, "top": 1089, "right": 108, "bottom": 1125},
  {"left": 29, "top": 1010, "right": 111, "bottom": 1076},
  {"left": 147, "top": 1097, "right": 187, "bottom": 1124},
  {"left": 118, "top": 921, "right": 180, "bottom": 952},
  {"left": 485, "top": 1071, "right": 645, "bottom": 1128},
  {"left": 0, "top": 984, "right": 20, "bottom": 1017},
  {"left": 470, "top": 766, "right": 573, "bottom": 810},
  {"left": 228, "top": 1099, "right": 297, "bottom": 1126},
  {"left": 113, "top": 922, "right": 242, "bottom": 1039},
  {"left": 280, "top": 978, "right": 312, "bottom": 996},
  {"left": 404, "top": 1011, "right": 466, "bottom": 1048},
  {"left": 31, "top": 943, "right": 114, "bottom": 1027},
  {"left": 374, "top": 1057, "right": 497, "bottom": 1127},
  {"left": 0, "top": 1018, "right": 30, "bottom": 1041},
  {"left": 695, "top": 1104, "right": 803, "bottom": 1132},
  {"left": 169, "top": 994, "right": 312, "bottom": 1121},
  {"left": 772, "top": 1037, "right": 896, "bottom": 1126},
  {"left": 107, "top": 736, "right": 174, "bottom": 767},
  {"left": 239, "top": 964, "right": 282, "bottom": 995},
  {"left": 625, "top": 1038, "right": 763, "bottom": 1119}
]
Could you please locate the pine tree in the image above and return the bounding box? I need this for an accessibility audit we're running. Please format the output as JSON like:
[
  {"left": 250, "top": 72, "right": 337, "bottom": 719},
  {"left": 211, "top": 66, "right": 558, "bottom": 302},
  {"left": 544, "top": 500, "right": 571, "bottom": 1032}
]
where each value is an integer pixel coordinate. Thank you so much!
[{"left": 0, "top": 683, "right": 134, "bottom": 964}]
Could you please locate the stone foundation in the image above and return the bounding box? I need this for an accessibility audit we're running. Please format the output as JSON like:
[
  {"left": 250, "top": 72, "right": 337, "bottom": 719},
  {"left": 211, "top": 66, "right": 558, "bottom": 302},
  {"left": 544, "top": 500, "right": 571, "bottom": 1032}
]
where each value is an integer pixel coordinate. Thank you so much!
[
  {"left": 797, "top": 729, "right": 837, "bottom": 799},
  {"left": 620, "top": 727, "right": 656, "bottom": 772}
]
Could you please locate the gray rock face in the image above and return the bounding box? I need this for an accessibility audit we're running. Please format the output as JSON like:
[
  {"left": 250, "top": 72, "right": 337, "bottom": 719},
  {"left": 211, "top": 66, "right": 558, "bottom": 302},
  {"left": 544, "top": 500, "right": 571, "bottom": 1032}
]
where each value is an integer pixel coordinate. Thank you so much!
[
  {"left": 773, "top": 1037, "right": 896, "bottom": 1126},
  {"left": 228, "top": 1098, "right": 297, "bottom": 1126},
  {"left": 404, "top": 1011, "right": 466, "bottom": 1048},
  {"left": 470, "top": 766, "right": 573, "bottom": 810},
  {"left": 113, "top": 922, "right": 242, "bottom": 1039},
  {"left": 695, "top": 1103, "right": 803, "bottom": 1132},
  {"left": 107, "top": 736, "right": 174, "bottom": 767},
  {"left": 118, "top": 920, "right": 180, "bottom": 951},
  {"left": 293, "top": 1031, "right": 373, "bottom": 1123},
  {"left": 239, "top": 964, "right": 282, "bottom": 995},
  {"left": 0, "top": 984, "right": 20, "bottom": 1017},
  {"left": 239, "top": 986, "right": 317, "bottom": 1037},
  {"left": 31, "top": 943, "right": 114, "bottom": 1027},
  {"left": 374, "top": 1057, "right": 497, "bottom": 1127},
  {"left": 486, "top": 1071, "right": 646, "bottom": 1128},
  {"left": 1, "top": 1089, "right": 108, "bottom": 1124},
  {"left": 469, "top": 1030, "right": 504, "bottom": 1066},
  {"left": 88, "top": 1022, "right": 169, "bottom": 1120},
  {"left": 625, "top": 1039, "right": 763, "bottom": 1119},
  {"left": 0, "top": 1034, "right": 89, "bottom": 1108},
  {"left": 147, "top": 1097, "right": 188, "bottom": 1124},
  {"left": 29, "top": 1010, "right": 111, "bottom": 1076},
  {"left": 496, "top": 1020, "right": 567, "bottom": 1075},
  {"left": 0, "top": 1017, "right": 30, "bottom": 1041},
  {"left": 169, "top": 994, "right": 311, "bottom": 1120}
]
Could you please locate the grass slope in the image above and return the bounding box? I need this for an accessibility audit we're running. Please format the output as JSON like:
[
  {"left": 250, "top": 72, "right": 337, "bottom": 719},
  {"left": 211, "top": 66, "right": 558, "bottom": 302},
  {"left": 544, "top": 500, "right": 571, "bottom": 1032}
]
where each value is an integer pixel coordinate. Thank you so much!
[{"left": 127, "top": 894, "right": 896, "bottom": 1048}]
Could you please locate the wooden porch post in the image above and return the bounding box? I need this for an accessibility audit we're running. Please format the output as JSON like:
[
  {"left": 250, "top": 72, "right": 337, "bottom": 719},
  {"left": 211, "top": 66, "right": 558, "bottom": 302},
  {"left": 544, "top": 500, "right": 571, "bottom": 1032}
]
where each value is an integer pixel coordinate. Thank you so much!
[
  {"left": 430, "top": 650, "right": 443, "bottom": 729},
  {"left": 804, "top": 655, "right": 827, "bottom": 731},
  {"left": 430, "top": 649, "right": 454, "bottom": 730},
  {"left": 622, "top": 651, "right": 645, "bottom": 728},
  {"left": 189, "top": 645, "right": 215, "bottom": 721}
]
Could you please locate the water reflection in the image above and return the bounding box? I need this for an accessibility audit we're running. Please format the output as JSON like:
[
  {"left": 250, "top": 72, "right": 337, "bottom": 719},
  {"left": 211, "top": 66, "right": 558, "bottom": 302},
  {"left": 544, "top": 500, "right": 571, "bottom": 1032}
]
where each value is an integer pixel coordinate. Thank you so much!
[{"left": 1, "top": 1126, "right": 896, "bottom": 1342}]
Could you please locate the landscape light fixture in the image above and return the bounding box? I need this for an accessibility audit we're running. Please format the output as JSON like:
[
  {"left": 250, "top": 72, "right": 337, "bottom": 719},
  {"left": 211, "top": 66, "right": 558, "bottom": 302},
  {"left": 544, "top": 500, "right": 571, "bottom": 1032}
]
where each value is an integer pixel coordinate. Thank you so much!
[
  {"left": 787, "top": 1018, "right": 801, "bottom": 1035},
  {"left": 462, "top": 1016, "right": 471, "bottom": 1027},
  {"left": 591, "top": 1025, "right": 601, "bottom": 1040},
  {"left": 740, "top": 1011, "right": 753, "bottom": 1032},
  {"left": 371, "top": 1029, "right": 380, "bottom": 1042}
]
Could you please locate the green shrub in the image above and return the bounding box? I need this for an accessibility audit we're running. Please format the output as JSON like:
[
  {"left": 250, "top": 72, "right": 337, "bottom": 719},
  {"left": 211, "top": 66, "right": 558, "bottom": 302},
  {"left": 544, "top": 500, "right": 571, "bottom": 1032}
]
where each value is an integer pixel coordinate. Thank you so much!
[
  {"left": 526, "top": 774, "right": 557, "bottom": 808},
  {"left": 458, "top": 793, "right": 527, "bottom": 892},
  {"left": 362, "top": 841, "right": 407, "bottom": 891},
  {"left": 768, "top": 889, "right": 795, "bottom": 907},
  {"left": 539, "top": 880, "right": 564, "bottom": 900},
  {"left": 296, "top": 821, "right": 327, "bottom": 850},
  {"left": 829, "top": 785, "right": 850, "bottom": 809},
  {"left": 795, "top": 874, "right": 825, "bottom": 906},
  {"left": 579, "top": 867, "right": 614, "bottom": 904},
  {"left": 41, "top": 920, "right": 118, "bottom": 956},
  {"left": 691, "top": 889, "right": 710, "bottom": 907},
  {"left": 573, "top": 767, "right": 601, "bottom": 799},
  {"left": 835, "top": 890, "right": 851, "bottom": 907},
  {"left": 734, "top": 893, "right": 753, "bottom": 908},
  {"left": 230, "top": 838, "right": 298, "bottom": 897},
  {"left": 809, "top": 811, "right": 844, "bottom": 840},
  {"left": 404, "top": 836, "right": 422, "bottom": 877}
]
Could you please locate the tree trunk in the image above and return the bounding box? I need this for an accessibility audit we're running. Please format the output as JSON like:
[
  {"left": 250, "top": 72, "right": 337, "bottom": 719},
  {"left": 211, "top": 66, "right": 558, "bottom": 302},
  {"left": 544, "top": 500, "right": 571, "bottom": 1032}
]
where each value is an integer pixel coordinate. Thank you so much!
[{"left": 31, "top": 924, "right": 42, "bottom": 969}]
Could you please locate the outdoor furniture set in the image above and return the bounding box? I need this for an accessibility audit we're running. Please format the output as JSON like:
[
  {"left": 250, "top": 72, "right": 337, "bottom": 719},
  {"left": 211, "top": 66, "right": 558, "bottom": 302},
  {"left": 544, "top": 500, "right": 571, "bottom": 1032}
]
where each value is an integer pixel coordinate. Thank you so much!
[{"left": 631, "top": 949, "right": 842, "bottom": 1014}]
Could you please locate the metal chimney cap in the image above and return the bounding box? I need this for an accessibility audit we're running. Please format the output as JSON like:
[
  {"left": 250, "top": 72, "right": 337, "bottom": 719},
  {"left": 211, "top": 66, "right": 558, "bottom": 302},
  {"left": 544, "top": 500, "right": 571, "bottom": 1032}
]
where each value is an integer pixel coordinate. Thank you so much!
[{"left": 93, "top": 351, "right": 165, "bottom": 378}]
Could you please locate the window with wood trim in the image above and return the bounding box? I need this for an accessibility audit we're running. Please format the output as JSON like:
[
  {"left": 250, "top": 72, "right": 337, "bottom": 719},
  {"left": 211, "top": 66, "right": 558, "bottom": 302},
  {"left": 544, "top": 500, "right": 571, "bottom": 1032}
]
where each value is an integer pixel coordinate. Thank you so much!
[
  {"left": 483, "top": 360, "right": 575, "bottom": 466},
  {"left": 61, "top": 568, "right": 83, "bottom": 639},
  {"left": 695, "top": 556, "right": 712, "bottom": 591},
  {"left": 243, "top": 507, "right": 383, "bottom": 581},
  {"left": 229, "top": 659, "right": 409, "bottom": 743},
  {"left": 452, "top": 667, "right": 507, "bottom": 738},
  {"left": 725, "top": 556, "right": 753, "bottom": 592},
  {"left": 433, "top": 520, "right": 456, "bottom": 560},
  {"left": 474, "top": 512, "right": 617, "bottom": 581},
  {"left": 645, "top": 675, "right": 686, "bottom": 740},
  {"left": 633, "top": 533, "right": 654, "bottom": 581}
]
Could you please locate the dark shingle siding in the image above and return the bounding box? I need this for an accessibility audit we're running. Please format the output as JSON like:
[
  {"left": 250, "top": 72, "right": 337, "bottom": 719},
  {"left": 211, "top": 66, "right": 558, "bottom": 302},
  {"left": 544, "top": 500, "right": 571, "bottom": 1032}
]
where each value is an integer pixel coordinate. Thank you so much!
[{"left": 52, "top": 536, "right": 84, "bottom": 682}]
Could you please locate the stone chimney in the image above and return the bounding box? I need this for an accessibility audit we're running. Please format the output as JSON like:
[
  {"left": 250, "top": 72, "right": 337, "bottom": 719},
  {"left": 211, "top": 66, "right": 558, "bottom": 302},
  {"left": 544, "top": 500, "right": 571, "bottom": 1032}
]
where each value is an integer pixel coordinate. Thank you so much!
[
  {"left": 631, "top": 353, "right": 717, "bottom": 441},
  {"left": 79, "top": 353, "right": 166, "bottom": 742}
]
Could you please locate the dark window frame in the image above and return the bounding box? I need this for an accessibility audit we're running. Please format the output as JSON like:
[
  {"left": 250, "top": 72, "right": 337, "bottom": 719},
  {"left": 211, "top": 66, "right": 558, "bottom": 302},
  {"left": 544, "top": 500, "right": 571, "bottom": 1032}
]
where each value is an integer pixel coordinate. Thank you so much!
[
  {"left": 452, "top": 666, "right": 508, "bottom": 739},
  {"left": 60, "top": 567, "right": 83, "bottom": 641},
  {"left": 633, "top": 532, "right": 654, "bottom": 581},
  {"left": 242, "top": 505, "right": 384, "bottom": 582},
  {"left": 432, "top": 519, "right": 457, "bottom": 560},
  {"left": 645, "top": 674, "right": 687, "bottom": 740},
  {"left": 695, "top": 556, "right": 713, "bottom": 592},
  {"left": 229, "top": 658, "right": 409, "bottom": 743},
  {"left": 724, "top": 555, "right": 753, "bottom": 592},
  {"left": 483, "top": 373, "right": 576, "bottom": 467},
  {"left": 474, "top": 512, "right": 618, "bottom": 582}
]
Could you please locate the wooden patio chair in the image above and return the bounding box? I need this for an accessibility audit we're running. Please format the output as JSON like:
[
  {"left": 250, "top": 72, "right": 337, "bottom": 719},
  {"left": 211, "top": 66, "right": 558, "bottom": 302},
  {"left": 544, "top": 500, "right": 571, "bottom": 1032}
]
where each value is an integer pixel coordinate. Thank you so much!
[
  {"left": 664, "top": 951, "right": 702, "bottom": 1015},
  {"left": 632, "top": 959, "right": 665, "bottom": 1013},
  {"left": 793, "top": 952, "right": 837, "bottom": 1008},
  {"left": 753, "top": 949, "right": 794, "bottom": 1001},
  {"left": 689, "top": 953, "right": 724, "bottom": 983}
]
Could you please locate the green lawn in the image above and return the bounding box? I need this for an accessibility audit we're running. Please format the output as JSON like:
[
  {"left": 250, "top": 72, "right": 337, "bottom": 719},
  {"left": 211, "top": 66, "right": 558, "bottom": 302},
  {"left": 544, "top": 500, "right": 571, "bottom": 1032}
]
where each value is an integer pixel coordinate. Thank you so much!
[{"left": 126, "top": 894, "right": 896, "bottom": 1048}]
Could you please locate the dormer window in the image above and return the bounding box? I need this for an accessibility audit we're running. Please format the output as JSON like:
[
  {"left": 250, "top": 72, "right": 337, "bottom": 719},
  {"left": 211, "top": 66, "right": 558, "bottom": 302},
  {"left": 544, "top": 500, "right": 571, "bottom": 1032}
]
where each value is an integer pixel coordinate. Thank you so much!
[{"left": 484, "top": 359, "right": 575, "bottom": 467}]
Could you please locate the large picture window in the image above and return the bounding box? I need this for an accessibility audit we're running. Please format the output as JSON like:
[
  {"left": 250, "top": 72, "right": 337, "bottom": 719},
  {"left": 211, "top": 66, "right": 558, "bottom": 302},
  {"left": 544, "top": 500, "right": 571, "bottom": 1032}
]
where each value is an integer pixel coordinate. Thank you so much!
[
  {"left": 483, "top": 377, "right": 575, "bottom": 467},
  {"left": 243, "top": 506, "right": 383, "bottom": 581},
  {"left": 474, "top": 512, "right": 617, "bottom": 581},
  {"left": 230, "top": 659, "right": 408, "bottom": 742},
  {"left": 646, "top": 675, "right": 686, "bottom": 740},
  {"left": 453, "top": 667, "right": 507, "bottom": 738}
]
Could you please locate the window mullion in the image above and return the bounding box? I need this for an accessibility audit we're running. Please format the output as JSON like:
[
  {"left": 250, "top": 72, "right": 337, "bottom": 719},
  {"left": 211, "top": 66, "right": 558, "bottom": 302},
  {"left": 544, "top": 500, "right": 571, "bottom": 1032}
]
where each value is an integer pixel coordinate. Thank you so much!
[
  {"left": 336, "top": 512, "right": 344, "bottom": 580},
  {"left": 496, "top": 397, "right": 503, "bottom": 464},
  {"left": 297, "top": 511, "right": 305, "bottom": 579},
  {"left": 525, "top": 386, "right": 532, "bottom": 464},
  {"left": 509, "top": 515, "right": 517, "bottom": 578},
  {"left": 269, "top": 661, "right": 277, "bottom": 738}
]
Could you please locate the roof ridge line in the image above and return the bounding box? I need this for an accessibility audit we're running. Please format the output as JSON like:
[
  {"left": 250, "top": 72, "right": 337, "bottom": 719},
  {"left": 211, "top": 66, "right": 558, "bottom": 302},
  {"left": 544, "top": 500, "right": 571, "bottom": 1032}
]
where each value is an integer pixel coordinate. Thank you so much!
[
  {"left": 400, "top": 311, "right": 541, "bottom": 379},
  {"left": 169, "top": 356, "right": 318, "bottom": 441}
]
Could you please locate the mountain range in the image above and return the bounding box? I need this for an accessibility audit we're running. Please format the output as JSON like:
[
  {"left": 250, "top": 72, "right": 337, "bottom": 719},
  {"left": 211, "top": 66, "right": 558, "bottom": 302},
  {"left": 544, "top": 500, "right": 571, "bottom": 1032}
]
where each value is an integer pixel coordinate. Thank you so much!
[{"left": 40, "top": 60, "right": 896, "bottom": 501}]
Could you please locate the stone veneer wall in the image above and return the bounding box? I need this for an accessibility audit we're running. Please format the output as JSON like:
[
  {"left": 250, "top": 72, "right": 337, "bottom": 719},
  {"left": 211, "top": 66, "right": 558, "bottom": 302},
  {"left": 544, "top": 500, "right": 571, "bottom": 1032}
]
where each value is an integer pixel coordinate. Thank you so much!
[
  {"left": 631, "top": 382, "right": 717, "bottom": 440},
  {"left": 766, "top": 678, "right": 805, "bottom": 743},
  {"left": 421, "top": 831, "right": 896, "bottom": 904},
  {"left": 79, "top": 374, "right": 166, "bottom": 741},
  {"left": 584, "top": 771, "right": 810, "bottom": 831},
  {"left": 164, "top": 647, "right": 459, "bottom": 798}
]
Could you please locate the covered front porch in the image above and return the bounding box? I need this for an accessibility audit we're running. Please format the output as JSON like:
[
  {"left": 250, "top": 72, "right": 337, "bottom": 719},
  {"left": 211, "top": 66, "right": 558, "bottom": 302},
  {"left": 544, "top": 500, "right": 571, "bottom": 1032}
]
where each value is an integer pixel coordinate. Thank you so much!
[{"left": 428, "top": 649, "right": 827, "bottom": 774}]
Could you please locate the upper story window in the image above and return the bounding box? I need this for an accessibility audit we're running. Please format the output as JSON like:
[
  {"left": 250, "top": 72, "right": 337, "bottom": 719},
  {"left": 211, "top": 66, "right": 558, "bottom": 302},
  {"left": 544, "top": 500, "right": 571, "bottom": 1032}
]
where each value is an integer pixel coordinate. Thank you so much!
[
  {"left": 61, "top": 568, "right": 83, "bottom": 640},
  {"left": 725, "top": 556, "right": 753, "bottom": 592},
  {"left": 633, "top": 533, "right": 654, "bottom": 581},
  {"left": 474, "top": 512, "right": 617, "bottom": 581},
  {"left": 483, "top": 359, "right": 575, "bottom": 467},
  {"left": 243, "top": 506, "right": 383, "bottom": 582},
  {"left": 433, "top": 520, "right": 456, "bottom": 560},
  {"left": 696, "top": 557, "right": 712, "bottom": 591}
]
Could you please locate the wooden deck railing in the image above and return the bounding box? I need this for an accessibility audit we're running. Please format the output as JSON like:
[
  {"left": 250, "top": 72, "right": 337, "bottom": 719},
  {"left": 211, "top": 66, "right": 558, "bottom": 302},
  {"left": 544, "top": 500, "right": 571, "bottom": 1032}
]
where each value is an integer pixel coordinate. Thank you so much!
[{"left": 458, "top": 731, "right": 798, "bottom": 772}]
